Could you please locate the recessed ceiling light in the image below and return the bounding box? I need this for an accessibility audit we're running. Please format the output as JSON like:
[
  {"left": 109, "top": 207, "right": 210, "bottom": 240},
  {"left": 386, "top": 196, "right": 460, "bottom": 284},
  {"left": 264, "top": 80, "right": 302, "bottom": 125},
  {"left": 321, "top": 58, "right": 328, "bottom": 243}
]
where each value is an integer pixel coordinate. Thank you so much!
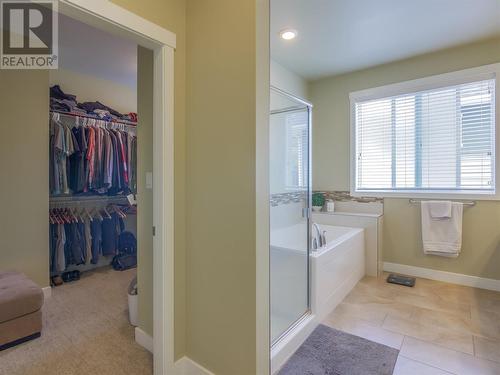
[{"left": 280, "top": 29, "right": 297, "bottom": 40}]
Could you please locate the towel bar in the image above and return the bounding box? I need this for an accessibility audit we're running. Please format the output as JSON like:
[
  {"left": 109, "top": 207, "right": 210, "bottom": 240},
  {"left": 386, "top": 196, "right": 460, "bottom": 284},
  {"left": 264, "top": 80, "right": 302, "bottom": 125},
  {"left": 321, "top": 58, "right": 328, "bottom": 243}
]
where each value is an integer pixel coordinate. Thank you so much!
[{"left": 409, "top": 199, "right": 476, "bottom": 207}]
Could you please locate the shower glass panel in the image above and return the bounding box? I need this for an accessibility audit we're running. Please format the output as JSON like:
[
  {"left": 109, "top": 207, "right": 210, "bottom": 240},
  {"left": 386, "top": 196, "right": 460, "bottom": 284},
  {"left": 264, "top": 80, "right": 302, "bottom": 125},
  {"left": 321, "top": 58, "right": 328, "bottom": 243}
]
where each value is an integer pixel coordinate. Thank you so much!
[{"left": 270, "top": 87, "right": 311, "bottom": 344}]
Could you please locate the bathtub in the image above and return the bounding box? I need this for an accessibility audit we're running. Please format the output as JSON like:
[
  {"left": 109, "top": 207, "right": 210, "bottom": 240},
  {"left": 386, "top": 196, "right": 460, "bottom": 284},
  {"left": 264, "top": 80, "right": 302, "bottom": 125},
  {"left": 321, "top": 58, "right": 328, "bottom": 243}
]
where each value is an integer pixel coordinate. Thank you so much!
[
  {"left": 270, "top": 223, "right": 365, "bottom": 373},
  {"left": 310, "top": 224, "right": 365, "bottom": 322}
]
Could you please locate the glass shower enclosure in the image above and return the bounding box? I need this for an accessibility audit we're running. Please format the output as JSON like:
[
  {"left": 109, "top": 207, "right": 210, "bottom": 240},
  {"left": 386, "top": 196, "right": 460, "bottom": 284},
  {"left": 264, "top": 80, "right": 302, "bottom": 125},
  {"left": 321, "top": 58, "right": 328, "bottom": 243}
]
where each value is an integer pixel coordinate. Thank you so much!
[{"left": 270, "top": 86, "right": 312, "bottom": 344}]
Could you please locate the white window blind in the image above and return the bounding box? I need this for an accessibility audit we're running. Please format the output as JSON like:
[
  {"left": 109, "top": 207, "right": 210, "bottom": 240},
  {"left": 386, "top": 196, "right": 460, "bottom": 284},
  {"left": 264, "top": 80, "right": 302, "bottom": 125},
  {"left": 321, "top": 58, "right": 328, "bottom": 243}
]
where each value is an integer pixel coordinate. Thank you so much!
[
  {"left": 286, "top": 111, "right": 308, "bottom": 189},
  {"left": 354, "top": 79, "right": 496, "bottom": 194}
]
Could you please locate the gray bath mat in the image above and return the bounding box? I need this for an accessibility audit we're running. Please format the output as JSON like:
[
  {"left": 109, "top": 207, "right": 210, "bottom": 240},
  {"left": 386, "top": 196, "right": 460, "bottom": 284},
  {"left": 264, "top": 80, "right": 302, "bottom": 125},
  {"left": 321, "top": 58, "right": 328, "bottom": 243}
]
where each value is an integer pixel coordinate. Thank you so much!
[{"left": 277, "top": 324, "right": 399, "bottom": 375}]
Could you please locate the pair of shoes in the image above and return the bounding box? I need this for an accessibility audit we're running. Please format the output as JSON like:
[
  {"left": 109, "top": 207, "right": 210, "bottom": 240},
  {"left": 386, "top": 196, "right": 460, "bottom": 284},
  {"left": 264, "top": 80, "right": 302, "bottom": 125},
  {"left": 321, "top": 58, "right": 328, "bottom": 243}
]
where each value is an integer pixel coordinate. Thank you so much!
[
  {"left": 51, "top": 275, "right": 63, "bottom": 286},
  {"left": 61, "top": 270, "right": 80, "bottom": 283}
]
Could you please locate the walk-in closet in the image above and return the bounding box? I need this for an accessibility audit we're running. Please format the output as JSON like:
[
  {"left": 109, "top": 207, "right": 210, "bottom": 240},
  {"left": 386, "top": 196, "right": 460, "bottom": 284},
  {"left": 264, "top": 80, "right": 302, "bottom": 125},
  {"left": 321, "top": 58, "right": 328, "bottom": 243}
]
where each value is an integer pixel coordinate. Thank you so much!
[{"left": 0, "top": 12, "right": 154, "bottom": 374}]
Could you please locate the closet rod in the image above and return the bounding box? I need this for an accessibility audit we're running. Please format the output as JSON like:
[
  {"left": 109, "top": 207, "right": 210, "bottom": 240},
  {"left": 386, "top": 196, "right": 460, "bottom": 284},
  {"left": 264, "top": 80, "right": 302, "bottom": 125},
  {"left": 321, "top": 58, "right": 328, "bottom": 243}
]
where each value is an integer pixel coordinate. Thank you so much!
[
  {"left": 49, "top": 195, "right": 131, "bottom": 206},
  {"left": 50, "top": 110, "right": 138, "bottom": 128}
]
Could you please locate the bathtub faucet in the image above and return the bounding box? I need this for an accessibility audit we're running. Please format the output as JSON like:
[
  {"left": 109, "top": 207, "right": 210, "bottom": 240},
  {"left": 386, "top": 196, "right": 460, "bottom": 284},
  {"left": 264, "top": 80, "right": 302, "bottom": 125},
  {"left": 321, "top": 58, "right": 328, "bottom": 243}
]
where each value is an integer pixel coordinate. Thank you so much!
[{"left": 312, "top": 223, "right": 325, "bottom": 249}]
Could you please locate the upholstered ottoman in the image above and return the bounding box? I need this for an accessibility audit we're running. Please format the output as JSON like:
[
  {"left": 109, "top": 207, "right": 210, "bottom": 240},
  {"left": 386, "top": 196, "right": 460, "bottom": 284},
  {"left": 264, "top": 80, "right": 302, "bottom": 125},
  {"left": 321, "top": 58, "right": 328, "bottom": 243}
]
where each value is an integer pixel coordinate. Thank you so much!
[{"left": 0, "top": 271, "right": 44, "bottom": 350}]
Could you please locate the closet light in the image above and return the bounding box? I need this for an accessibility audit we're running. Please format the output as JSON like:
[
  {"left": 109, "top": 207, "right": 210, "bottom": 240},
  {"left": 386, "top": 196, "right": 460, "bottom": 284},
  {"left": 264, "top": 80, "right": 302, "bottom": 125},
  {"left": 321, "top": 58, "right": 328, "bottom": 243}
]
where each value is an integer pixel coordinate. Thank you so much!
[{"left": 280, "top": 29, "right": 297, "bottom": 40}]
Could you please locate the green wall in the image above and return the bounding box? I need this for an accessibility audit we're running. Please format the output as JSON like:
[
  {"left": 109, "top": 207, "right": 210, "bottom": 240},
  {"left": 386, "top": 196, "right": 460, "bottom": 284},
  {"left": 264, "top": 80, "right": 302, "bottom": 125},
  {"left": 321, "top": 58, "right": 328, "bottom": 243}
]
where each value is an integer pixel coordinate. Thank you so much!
[
  {"left": 110, "top": 0, "right": 187, "bottom": 360},
  {"left": 185, "top": 0, "right": 258, "bottom": 373},
  {"left": 310, "top": 37, "right": 500, "bottom": 280},
  {"left": 0, "top": 70, "right": 49, "bottom": 287}
]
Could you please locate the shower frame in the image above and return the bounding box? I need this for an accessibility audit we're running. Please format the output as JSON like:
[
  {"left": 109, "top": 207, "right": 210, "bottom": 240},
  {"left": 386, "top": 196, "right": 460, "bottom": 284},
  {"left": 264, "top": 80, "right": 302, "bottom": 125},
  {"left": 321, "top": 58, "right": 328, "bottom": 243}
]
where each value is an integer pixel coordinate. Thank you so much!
[{"left": 270, "top": 85, "right": 313, "bottom": 347}]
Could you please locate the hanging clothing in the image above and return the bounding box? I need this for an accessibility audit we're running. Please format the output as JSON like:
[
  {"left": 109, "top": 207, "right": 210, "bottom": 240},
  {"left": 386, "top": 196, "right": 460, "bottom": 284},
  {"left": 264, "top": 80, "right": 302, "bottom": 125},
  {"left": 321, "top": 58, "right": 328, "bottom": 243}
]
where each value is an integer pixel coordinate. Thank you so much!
[
  {"left": 50, "top": 118, "right": 137, "bottom": 196},
  {"left": 84, "top": 218, "right": 93, "bottom": 265},
  {"left": 49, "top": 210, "right": 128, "bottom": 275},
  {"left": 90, "top": 219, "right": 103, "bottom": 264},
  {"left": 101, "top": 212, "right": 125, "bottom": 256}
]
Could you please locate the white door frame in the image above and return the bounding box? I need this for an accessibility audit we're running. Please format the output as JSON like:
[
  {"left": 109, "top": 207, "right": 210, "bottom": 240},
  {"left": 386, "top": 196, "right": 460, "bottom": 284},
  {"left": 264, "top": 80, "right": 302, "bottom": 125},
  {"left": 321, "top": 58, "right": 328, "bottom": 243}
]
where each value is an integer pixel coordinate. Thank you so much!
[{"left": 58, "top": 1, "right": 176, "bottom": 374}]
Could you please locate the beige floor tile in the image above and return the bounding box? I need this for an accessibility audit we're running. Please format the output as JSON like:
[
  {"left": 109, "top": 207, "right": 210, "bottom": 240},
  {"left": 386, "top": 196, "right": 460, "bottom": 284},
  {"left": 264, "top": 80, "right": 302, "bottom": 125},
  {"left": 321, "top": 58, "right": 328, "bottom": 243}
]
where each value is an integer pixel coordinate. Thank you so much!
[
  {"left": 341, "top": 290, "right": 414, "bottom": 321},
  {"left": 393, "top": 355, "right": 454, "bottom": 375},
  {"left": 323, "top": 308, "right": 404, "bottom": 349},
  {"left": 325, "top": 302, "right": 388, "bottom": 326},
  {"left": 410, "top": 305, "right": 475, "bottom": 336},
  {"left": 383, "top": 314, "right": 474, "bottom": 354},
  {"left": 360, "top": 274, "right": 439, "bottom": 299},
  {"left": 474, "top": 336, "right": 500, "bottom": 364},
  {"left": 400, "top": 336, "right": 500, "bottom": 375},
  {"left": 391, "top": 290, "right": 471, "bottom": 320},
  {"left": 471, "top": 307, "right": 500, "bottom": 340}
]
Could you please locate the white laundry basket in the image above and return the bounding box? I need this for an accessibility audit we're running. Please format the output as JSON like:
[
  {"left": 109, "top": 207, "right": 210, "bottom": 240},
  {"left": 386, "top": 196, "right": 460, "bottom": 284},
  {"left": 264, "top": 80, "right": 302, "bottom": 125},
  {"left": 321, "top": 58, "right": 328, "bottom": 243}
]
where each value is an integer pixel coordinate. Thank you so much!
[{"left": 128, "top": 276, "right": 138, "bottom": 326}]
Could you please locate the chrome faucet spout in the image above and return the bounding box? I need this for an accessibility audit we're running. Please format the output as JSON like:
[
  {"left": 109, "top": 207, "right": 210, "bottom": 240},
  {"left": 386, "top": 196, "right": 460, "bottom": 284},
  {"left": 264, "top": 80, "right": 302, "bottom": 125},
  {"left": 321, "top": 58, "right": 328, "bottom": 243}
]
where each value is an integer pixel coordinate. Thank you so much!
[{"left": 312, "top": 222, "right": 323, "bottom": 248}]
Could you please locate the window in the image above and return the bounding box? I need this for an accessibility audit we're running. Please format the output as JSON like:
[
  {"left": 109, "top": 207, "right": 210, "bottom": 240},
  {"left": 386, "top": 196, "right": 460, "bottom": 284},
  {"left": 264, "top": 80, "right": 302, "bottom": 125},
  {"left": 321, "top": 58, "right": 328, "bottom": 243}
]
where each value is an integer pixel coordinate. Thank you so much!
[
  {"left": 351, "top": 66, "right": 498, "bottom": 198},
  {"left": 286, "top": 111, "right": 308, "bottom": 190}
]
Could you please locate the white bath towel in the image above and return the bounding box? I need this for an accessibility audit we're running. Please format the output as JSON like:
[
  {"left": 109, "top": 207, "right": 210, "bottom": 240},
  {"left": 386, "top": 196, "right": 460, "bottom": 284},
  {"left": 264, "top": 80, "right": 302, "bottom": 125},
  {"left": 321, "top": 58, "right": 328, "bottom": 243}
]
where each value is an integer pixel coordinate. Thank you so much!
[
  {"left": 421, "top": 201, "right": 463, "bottom": 257},
  {"left": 428, "top": 200, "right": 452, "bottom": 219}
]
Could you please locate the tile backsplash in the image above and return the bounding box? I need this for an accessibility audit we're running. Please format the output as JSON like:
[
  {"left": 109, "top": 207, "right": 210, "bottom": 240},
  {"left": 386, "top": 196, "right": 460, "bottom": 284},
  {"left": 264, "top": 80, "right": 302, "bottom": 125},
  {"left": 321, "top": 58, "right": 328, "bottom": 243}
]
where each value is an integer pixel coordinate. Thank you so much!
[
  {"left": 270, "top": 191, "right": 306, "bottom": 207},
  {"left": 316, "top": 191, "right": 383, "bottom": 204},
  {"left": 270, "top": 190, "right": 383, "bottom": 207}
]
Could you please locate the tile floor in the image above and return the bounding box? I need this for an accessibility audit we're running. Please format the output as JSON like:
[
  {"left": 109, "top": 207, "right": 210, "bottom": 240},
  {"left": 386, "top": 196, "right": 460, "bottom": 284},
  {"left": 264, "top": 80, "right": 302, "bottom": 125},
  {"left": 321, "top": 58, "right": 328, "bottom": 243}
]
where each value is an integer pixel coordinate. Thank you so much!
[
  {"left": 0, "top": 267, "right": 152, "bottom": 375},
  {"left": 323, "top": 273, "right": 500, "bottom": 375}
]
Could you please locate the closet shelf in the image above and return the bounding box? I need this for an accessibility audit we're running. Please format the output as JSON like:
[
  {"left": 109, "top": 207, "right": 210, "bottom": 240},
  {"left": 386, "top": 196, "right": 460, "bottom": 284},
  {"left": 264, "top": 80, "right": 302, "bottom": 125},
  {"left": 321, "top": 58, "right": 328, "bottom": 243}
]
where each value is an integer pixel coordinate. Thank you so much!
[
  {"left": 50, "top": 110, "right": 138, "bottom": 128},
  {"left": 49, "top": 195, "right": 131, "bottom": 206}
]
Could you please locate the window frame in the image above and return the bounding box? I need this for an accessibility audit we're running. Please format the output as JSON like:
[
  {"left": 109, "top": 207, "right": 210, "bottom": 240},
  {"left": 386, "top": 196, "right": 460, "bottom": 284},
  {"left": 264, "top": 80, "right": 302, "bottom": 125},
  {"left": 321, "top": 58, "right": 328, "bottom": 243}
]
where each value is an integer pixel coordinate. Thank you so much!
[{"left": 349, "top": 63, "right": 500, "bottom": 200}]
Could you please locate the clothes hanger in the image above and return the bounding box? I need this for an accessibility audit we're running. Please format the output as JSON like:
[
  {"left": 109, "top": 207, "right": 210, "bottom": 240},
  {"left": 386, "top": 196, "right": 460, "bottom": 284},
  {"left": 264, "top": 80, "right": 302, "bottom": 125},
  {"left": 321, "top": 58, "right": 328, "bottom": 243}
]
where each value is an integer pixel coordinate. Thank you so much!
[
  {"left": 102, "top": 207, "right": 112, "bottom": 219},
  {"left": 68, "top": 208, "right": 78, "bottom": 223},
  {"left": 77, "top": 208, "right": 85, "bottom": 223},
  {"left": 84, "top": 207, "right": 93, "bottom": 222},
  {"left": 90, "top": 207, "right": 103, "bottom": 221},
  {"left": 112, "top": 205, "right": 126, "bottom": 219}
]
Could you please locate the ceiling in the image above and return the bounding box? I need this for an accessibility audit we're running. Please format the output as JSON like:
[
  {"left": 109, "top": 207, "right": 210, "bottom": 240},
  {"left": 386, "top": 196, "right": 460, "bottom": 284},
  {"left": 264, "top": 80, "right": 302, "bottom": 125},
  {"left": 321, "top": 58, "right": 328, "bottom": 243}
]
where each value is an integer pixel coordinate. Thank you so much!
[
  {"left": 58, "top": 14, "right": 137, "bottom": 88},
  {"left": 271, "top": 0, "right": 500, "bottom": 81}
]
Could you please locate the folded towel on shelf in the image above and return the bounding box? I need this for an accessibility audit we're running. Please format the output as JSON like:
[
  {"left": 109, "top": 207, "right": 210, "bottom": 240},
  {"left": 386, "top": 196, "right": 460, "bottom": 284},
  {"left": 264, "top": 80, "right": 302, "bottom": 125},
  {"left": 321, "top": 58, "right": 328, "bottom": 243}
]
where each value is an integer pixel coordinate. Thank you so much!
[
  {"left": 428, "top": 200, "right": 452, "bottom": 219},
  {"left": 421, "top": 201, "right": 463, "bottom": 257}
]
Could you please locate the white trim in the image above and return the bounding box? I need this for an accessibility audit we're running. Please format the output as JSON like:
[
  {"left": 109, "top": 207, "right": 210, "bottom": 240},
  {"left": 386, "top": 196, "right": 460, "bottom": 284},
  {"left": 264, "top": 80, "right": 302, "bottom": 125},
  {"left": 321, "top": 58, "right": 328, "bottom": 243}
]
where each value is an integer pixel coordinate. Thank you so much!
[
  {"left": 135, "top": 327, "right": 154, "bottom": 353},
  {"left": 59, "top": 0, "right": 176, "bottom": 49},
  {"left": 383, "top": 262, "right": 500, "bottom": 292},
  {"left": 174, "top": 357, "right": 215, "bottom": 375},
  {"left": 56, "top": 2, "right": 176, "bottom": 374},
  {"left": 349, "top": 63, "right": 500, "bottom": 201},
  {"left": 42, "top": 286, "right": 52, "bottom": 299},
  {"left": 153, "top": 45, "right": 176, "bottom": 374},
  {"left": 256, "top": 0, "right": 270, "bottom": 374}
]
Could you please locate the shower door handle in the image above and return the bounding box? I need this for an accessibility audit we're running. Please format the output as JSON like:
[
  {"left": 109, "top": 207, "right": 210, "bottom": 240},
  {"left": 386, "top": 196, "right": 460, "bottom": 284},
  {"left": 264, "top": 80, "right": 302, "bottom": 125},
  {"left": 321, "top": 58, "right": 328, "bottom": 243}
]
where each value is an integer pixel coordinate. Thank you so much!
[{"left": 302, "top": 207, "right": 310, "bottom": 218}]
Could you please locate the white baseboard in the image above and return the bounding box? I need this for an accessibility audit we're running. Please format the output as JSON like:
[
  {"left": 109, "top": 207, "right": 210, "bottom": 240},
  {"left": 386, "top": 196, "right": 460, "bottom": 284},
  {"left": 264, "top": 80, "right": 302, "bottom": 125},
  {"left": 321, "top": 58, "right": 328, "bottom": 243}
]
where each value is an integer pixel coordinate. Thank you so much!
[
  {"left": 383, "top": 262, "right": 500, "bottom": 292},
  {"left": 174, "top": 356, "right": 215, "bottom": 375},
  {"left": 133, "top": 330, "right": 213, "bottom": 375},
  {"left": 135, "top": 327, "right": 153, "bottom": 353},
  {"left": 42, "top": 286, "right": 52, "bottom": 299},
  {"left": 133, "top": 329, "right": 212, "bottom": 375}
]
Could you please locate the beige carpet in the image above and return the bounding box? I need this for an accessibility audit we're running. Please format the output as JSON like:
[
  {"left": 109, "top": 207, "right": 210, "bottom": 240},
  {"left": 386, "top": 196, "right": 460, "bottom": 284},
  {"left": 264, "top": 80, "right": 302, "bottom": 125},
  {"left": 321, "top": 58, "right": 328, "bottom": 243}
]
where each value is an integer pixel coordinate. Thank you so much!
[{"left": 0, "top": 267, "right": 152, "bottom": 375}]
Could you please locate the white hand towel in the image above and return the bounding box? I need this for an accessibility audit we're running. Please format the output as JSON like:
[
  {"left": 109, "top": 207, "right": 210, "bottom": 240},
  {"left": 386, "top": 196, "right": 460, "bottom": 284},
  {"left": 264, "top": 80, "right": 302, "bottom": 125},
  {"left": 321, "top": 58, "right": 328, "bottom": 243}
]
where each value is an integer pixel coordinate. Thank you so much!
[
  {"left": 421, "top": 201, "right": 463, "bottom": 257},
  {"left": 428, "top": 200, "right": 452, "bottom": 219}
]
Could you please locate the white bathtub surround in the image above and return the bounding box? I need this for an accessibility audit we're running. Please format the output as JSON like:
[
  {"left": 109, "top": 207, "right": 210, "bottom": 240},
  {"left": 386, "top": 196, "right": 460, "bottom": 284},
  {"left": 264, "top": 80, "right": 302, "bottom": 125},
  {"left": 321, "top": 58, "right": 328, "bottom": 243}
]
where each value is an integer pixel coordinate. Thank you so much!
[
  {"left": 313, "top": 211, "right": 382, "bottom": 276},
  {"left": 311, "top": 225, "right": 365, "bottom": 322},
  {"left": 421, "top": 201, "right": 463, "bottom": 257}
]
